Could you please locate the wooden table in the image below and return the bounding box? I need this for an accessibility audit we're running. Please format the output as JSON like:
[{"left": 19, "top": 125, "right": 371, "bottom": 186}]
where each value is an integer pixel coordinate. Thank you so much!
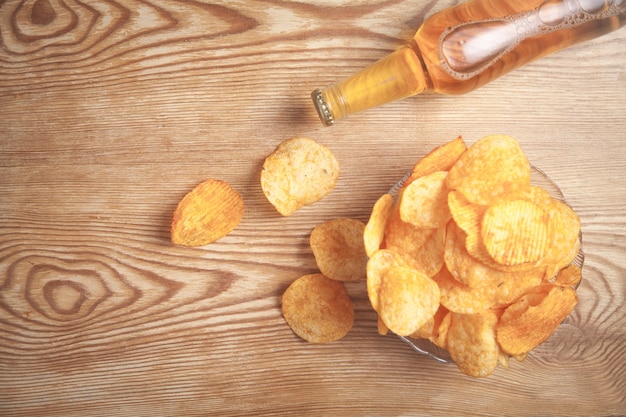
[{"left": 1, "top": 0, "right": 625, "bottom": 415}]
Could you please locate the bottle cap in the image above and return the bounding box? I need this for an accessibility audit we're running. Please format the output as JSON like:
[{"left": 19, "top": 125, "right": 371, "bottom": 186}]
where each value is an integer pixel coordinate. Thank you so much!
[{"left": 311, "top": 88, "right": 334, "bottom": 126}]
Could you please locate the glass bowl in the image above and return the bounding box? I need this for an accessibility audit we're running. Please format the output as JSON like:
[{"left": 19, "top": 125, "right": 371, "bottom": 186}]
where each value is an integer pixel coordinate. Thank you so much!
[{"left": 388, "top": 165, "right": 584, "bottom": 363}]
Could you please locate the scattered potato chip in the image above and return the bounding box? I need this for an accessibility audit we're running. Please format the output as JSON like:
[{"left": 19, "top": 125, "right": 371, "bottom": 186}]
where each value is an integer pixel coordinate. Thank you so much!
[
  {"left": 171, "top": 179, "right": 244, "bottom": 247},
  {"left": 446, "top": 134, "right": 531, "bottom": 205},
  {"left": 281, "top": 273, "right": 354, "bottom": 343},
  {"left": 310, "top": 218, "right": 367, "bottom": 282},
  {"left": 261, "top": 137, "right": 340, "bottom": 216},
  {"left": 404, "top": 136, "right": 467, "bottom": 187},
  {"left": 446, "top": 310, "right": 500, "bottom": 377},
  {"left": 496, "top": 284, "right": 578, "bottom": 356},
  {"left": 400, "top": 171, "right": 451, "bottom": 229},
  {"left": 364, "top": 194, "right": 394, "bottom": 257},
  {"left": 378, "top": 266, "right": 440, "bottom": 336},
  {"left": 481, "top": 199, "right": 551, "bottom": 265}
]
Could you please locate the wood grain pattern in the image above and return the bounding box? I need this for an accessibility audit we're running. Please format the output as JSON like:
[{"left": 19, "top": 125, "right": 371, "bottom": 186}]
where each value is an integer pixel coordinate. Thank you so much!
[{"left": 1, "top": 0, "right": 625, "bottom": 415}]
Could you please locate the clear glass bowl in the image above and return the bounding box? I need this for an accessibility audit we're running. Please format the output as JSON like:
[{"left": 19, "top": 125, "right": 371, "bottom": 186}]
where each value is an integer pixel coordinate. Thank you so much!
[{"left": 388, "top": 166, "right": 584, "bottom": 363}]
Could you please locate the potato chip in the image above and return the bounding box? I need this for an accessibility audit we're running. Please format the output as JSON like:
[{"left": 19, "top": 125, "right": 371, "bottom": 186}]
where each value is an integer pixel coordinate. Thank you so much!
[
  {"left": 541, "top": 200, "right": 581, "bottom": 278},
  {"left": 400, "top": 171, "right": 451, "bottom": 229},
  {"left": 261, "top": 137, "right": 340, "bottom": 216},
  {"left": 481, "top": 199, "right": 551, "bottom": 266},
  {"left": 366, "top": 249, "right": 406, "bottom": 312},
  {"left": 171, "top": 179, "right": 245, "bottom": 247},
  {"left": 553, "top": 264, "right": 582, "bottom": 288},
  {"left": 446, "top": 310, "right": 499, "bottom": 377},
  {"left": 378, "top": 266, "right": 440, "bottom": 336},
  {"left": 403, "top": 225, "right": 446, "bottom": 277},
  {"left": 404, "top": 136, "right": 467, "bottom": 187},
  {"left": 364, "top": 194, "right": 394, "bottom": 257},
  {"left": 383, "top": 202, "right": 437, "bottom": 263},
  {"left": 496, "top": 284, "right": 578, "bottom": 356},
  {"left": 281, "top": 273, "right": 354, "bottom": 343},
  {"left": 447, "top": 134, "right": 531, "bottom": 205},
  {"left": 310, "top": 218, "right": 367, "bottom": 282}
]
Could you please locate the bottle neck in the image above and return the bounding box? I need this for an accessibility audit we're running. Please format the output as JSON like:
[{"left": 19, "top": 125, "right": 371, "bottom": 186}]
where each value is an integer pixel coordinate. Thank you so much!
[{"left": 312, "top": 46, "right": 428, "bottom": 126}]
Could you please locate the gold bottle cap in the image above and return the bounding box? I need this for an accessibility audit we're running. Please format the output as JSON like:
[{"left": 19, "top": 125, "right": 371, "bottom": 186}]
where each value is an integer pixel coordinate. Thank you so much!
[{"left": 311, "top": 88, "right": 334, "bottom": 126}]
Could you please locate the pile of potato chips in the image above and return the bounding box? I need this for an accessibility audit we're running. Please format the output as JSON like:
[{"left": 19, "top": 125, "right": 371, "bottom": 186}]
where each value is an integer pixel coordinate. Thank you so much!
[
  {"left": 169, "top": 133, "right": 582, "bottom": 378},
  {"left": 365, "top": 134, "right": 581, "bottom": 377}
]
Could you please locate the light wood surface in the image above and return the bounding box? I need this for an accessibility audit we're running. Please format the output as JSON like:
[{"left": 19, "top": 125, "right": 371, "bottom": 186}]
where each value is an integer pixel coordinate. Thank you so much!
[{"left": 1, "top": 0, "right": 625, "bottom": 415}]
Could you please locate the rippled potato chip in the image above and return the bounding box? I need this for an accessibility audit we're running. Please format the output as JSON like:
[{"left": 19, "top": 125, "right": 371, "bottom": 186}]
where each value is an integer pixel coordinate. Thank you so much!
[
  {"left": 378, "top": 266, "right": 440, "bottom": 336},
  {"left": 400, "top": 171, "right": 451, "bottom": 229},
  {"left": 282, "top": 273, "right": 354, "bottom": 343},
  {"left": 542, "top": 200, "right": 581, "bottom": 277},
  {"left": 481, "top": 199, "right": 551, "bottom": 266},
  {"left": 364, "top": 194, "right": 394, "bottom": 257},
  {"left": 310, "top": 218, "right": 367, "bottom": 282},
  {"left": 447, "top": 311, "right": 500, "bottom": 377},
  {"left": 261, "top": 137, "right": 340, "bottom": 216},
  {"left": 497, "top": 284, "right": 578, "bottom": 356},
  {"left": 171, "top": 179, "right": 244, "bottom": 247},
  {"left": 447, "top": 135, "right": 531, "bottom": 205}
]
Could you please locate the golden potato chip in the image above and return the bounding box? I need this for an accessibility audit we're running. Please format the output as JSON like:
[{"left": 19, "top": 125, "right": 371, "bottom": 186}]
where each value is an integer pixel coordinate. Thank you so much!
[
  {"left": 446, "top": 134, "right": 531, "bottom": 205},
  {"left": 281, "top": 273, "right": 354, "bottom": 343},
  {"left": 366, "top": 249, "right": 406, "bottom": 312},
  {"left": 378, "top": 266, "right": 440, "bottom": 336},
  {"left": 404, "top": 136, "right": 467, "bottom": 187},
  {"left": 444, "top": 222, "right": 510, "bottom": 288},
  {"left": 383, "top": 202, "right": 437, "bottom": 262},
  {"left": 261, "top": 137, "right": 340, "bottom": 216},
  {"left": 364, "top": 194, "right": 394, "bottom": 257},
  {"left": 446, "top": 311, "right": 499, "bottom": 377},
  {"left": 310, "top": 218, "right": 367, "bottom": 282},
  {"left": 400, "top": 171, "right": 451, "bottom": 229},
  {"left": 497, "top": 284, "right": 578, "bottom": 356},
  {"left": 171, "top": 179, "right": 244, "bottom": 247},
  {"left": 553, "top": 264, "right": 582, "bottom": 288},
  {"left": 541, "top": 200, "right": 581, "bottom": 277},
  {"left": 411, "top": 304, "right": 450, "bottom": 342},
  {"left": 403, "top": 225, "right": 446, "bottom": 277},
  {"left": 377, "top": 316, "right": 389, "bottom": 335},
  {"left": 481, "top": 199, "right": 551, "bottom": 266}
]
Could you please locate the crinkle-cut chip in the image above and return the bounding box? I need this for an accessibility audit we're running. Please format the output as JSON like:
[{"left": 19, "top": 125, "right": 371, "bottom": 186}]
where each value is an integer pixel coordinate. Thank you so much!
[
  {"left": 310, "top": 218, "right": 367, "bottom": 282},
  {"left": 541, "top": 200, "right": 581, "bottom": 277},
  {"left": 383, "top": 202, "right": 437, "bottom": 260},
  {"left": 446, "top": 310, "right": 499, "bottom": 377},
  {"left": 171, "top": 179, "right": 245, "bottom": 247},
  {"left": 403, "top": 225, "right": 446, "bottom": 278},
  {"left": 404, "top": 136, "right": 467, "bottom": 187},
  {"left": 366, "top": 249, "right": 406, "bottom": 312},
  {"left": 364, "top": 194, "right": 394, "bottom": 257},
  {"left": 400, "top": 171, "right": 451, "bottom": 229},
  {"left": 481, "top": 199, "right": 551, "bottom": 266},
  {"left": 261, "top": 137, "right": 340, "bottom": 216},
  {"left": 378, "top": 266, "right": 440, "bottom": 336},
  {"left": 281, "top": 273, "right": 354, "bottom": 343},
  {"left": 553, "top": 264, "right": 582, "bottom": 288},
  {"left": 496, "top": 284, "right": 578, "bottom": 356},
  {"left": 446, "top": 134, "right": 531, "bottom": 205}
]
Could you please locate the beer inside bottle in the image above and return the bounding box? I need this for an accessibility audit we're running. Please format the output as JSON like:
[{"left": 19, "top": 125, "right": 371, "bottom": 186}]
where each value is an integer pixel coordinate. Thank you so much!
[{"left": 312, "top": 0, "right": 626, "bottom": 126}]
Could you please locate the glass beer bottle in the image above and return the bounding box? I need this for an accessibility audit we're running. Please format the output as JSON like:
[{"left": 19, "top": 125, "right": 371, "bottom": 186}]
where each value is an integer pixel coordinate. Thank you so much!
[{"left": 312, "top": 0, "right": 626, "bottom": 125}]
